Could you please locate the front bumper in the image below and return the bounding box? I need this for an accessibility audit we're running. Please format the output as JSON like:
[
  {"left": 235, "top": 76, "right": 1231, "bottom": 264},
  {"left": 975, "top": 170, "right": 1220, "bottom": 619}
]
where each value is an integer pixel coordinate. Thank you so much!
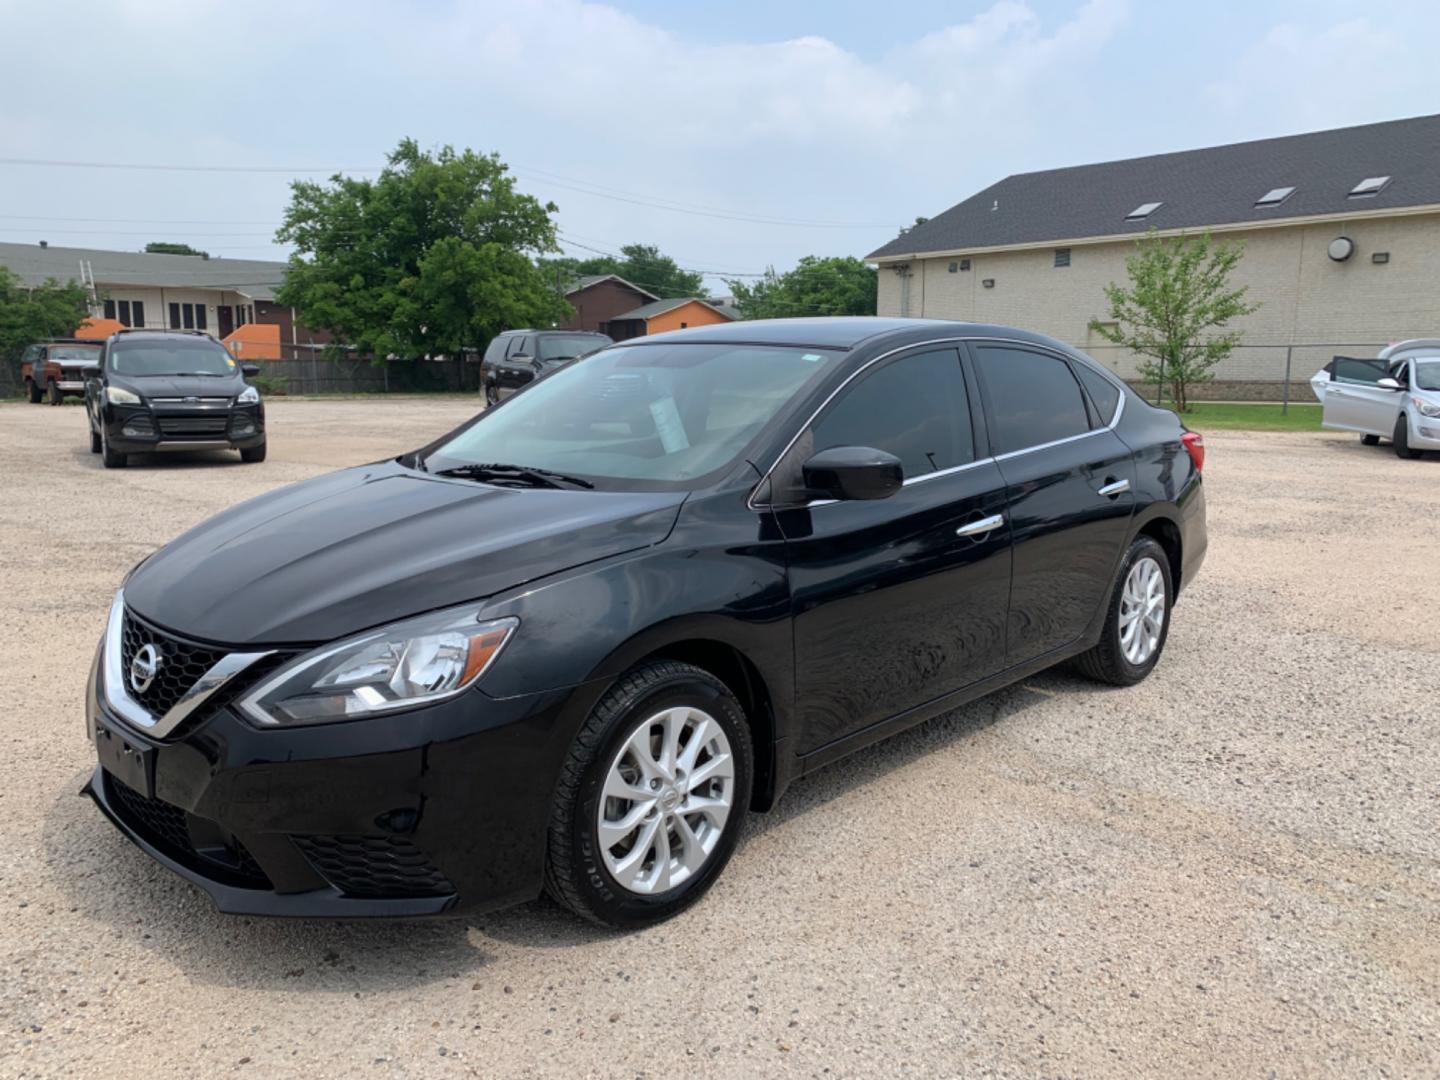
[
  {"left": 101, "top": 401, "right": 265, "bottom": 453},
  {"left": 1407, "top": 413, "right": 1440, "bottom": 450},
  {"left": 83, "top": 639, "right": 584, "bottom": 917}
]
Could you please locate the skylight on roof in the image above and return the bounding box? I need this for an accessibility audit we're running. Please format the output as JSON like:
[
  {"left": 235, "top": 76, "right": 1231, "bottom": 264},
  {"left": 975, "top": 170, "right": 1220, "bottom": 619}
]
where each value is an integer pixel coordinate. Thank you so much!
[
  {"left": 1125, "top": 201, "right": 1163, "bottom": 221},
  {"left": 1255, "top": 186, "right": 1296, "bottom": 207},
  {"left": 1348, "top": 176, "right": 1391, "bottom": 198}
]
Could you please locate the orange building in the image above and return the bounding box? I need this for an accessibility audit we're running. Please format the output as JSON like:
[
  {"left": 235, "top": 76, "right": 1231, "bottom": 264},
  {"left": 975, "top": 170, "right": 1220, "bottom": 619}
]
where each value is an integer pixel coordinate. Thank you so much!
[{"left": 602, "top": 298, "right": 736, "bottom": 341}]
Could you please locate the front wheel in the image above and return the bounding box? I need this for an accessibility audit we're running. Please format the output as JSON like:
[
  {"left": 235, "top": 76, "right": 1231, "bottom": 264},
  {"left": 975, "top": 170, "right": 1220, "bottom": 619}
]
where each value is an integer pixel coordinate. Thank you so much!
[
  {"left": 100, "top": 428, "right": 126, "bottom": 469},
  {"left": 89, "top": 426, "right": 101, "bottom": 454},
  {"left": 544, "top": 660, "right": 753, "bottom": 929},
  {"left": 48, "top": 381, "right": 62, "bottom": 406},
  {"left": 240, "top": 441, "right": 267, "bottom": 463},
  {"left": 1073, "top": 536, "right": 1173, "bottom": 686},
  {"left": 1395, "top": 415, "right": 1422, "bottom": 459},
  {"left": 27, "top": 380, "right": 42, "bottom": 403}
]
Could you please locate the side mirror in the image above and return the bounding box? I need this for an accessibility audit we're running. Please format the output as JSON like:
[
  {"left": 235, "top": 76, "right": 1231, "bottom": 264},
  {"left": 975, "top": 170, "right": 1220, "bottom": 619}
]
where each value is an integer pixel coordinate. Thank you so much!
[
  {"left": 802, "top": 446, "right": 904, "bottom": 502},
  {"left": 241, "top": 362, "right": 260, "bottom": 377},
  {"left": 1377, "top": 377, "right": 1403, "bottom": 390}
]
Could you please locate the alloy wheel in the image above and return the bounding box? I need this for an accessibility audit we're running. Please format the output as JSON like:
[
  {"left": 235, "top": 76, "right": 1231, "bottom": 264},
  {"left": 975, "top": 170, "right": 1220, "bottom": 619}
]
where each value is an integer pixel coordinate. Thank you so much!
[
  {"left": 597, "top": 706, "right": 735, "bottom": 895},
  {"left": 1119, "top": 556, "right": 1165, "bottom": 665}
]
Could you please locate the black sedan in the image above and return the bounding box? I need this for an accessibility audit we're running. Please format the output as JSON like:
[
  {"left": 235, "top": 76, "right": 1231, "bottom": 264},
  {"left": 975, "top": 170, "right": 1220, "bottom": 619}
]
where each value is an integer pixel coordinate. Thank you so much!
[
  {"left": 84, "top": 318, "right": 1206, "bottom": 928},
  {"left": 85, "top": 329, "right": 267, "bottom": 468}
]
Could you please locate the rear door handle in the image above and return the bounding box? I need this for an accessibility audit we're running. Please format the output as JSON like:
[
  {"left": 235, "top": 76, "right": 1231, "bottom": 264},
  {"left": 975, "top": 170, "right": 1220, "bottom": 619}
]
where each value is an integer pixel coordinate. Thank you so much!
[
  {"left": 1097, "top": 478, "right": 1130, "bottom": 497},
  {"left": 956, "top": 513, "right": 1005, "bottom": 538}
]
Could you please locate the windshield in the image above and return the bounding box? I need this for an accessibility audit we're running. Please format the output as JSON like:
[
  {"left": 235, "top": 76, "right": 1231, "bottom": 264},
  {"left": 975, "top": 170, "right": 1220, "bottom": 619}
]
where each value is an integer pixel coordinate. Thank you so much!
[
  {"left": 538, "top": 335, "right": 607, "bottom": 362},
  {"left": 423, "top": 342, "right": 841, "bottom": 488},
  {"left": 51, "top": 345, "right": 100, "bottom": 363},
  {"left": 110, "top": 338, "right": 237, "bottom": 377},
  {"left": 1413, "top": 359, "right": 1440, "bottom": 392}
]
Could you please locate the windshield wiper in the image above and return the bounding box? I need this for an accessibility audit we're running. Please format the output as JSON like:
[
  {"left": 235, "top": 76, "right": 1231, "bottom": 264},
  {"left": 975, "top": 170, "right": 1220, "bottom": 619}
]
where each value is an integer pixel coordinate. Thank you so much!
[{"left": 432, "top": 462, "right": 594, "bottom": 490}]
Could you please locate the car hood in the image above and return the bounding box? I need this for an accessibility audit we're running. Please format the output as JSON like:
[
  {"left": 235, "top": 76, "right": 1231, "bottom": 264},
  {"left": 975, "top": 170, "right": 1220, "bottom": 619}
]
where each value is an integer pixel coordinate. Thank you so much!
[
  {"left": 117, "top": 374, "right": 244, "bottom": 398},
  {"left": 124, "top": 460, "right": 686, "bottom": 645}
]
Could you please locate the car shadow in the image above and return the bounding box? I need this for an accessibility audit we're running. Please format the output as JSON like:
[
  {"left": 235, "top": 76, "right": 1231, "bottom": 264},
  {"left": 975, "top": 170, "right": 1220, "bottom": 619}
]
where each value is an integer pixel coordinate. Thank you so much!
[
  {"left": 41, "top": 668, "right": 1082, "bottom": 989},
  {"left": 77, "top": 448, "right": 243, "bottom": 470}
]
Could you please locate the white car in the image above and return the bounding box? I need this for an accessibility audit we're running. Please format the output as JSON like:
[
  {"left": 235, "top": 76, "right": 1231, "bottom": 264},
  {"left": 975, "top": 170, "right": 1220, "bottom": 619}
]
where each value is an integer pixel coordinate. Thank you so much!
[{"left": 1311, "top": 339, "right": 1440, "bottom": 459}]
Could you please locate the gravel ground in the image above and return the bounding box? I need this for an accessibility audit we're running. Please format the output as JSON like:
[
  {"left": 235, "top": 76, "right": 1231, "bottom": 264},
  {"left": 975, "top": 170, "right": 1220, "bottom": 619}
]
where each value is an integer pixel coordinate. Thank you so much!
[{"left": 2, "top": 399, "right": 1437, "bottom": 1079}]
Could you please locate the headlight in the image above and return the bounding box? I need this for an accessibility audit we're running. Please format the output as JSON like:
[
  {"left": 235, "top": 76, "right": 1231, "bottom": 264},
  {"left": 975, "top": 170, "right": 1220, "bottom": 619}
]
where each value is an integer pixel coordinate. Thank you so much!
[
  {"left": 1413, "top": 396, "right": 1440, "bottom": 418},
  {"left": 106, "top": 386, "right": 142, "bottom": 405},
  {"left": 236, "top": 385, "right": 260, "bottom": 405},
  {"left": 238, "top": 606, "right": 517, "bottom": 727}
]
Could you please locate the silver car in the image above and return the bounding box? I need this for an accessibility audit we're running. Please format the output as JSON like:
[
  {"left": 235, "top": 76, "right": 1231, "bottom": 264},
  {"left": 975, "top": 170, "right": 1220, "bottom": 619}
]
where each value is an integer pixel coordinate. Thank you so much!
[{"left": 1311, "top": 339, "right": 1440, "bottom": 458}]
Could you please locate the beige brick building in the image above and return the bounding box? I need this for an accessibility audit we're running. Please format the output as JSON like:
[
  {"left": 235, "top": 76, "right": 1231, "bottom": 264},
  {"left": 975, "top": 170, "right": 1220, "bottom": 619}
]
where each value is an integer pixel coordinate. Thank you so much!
[{"left": 868, "top": 115, "right": 1440, "bottom": 400}]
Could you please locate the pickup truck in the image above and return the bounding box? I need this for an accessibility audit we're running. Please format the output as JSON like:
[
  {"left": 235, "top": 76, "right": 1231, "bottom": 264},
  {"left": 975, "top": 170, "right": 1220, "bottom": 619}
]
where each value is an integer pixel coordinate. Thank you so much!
[{"left": 21, "top": 339, "right": 103, "bottom": 404}]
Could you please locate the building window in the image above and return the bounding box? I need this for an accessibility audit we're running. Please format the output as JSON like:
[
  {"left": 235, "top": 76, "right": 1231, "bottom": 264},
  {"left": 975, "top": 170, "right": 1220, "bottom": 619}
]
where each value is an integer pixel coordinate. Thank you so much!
[
  {"left": 1054, "top": 248, "right": 1071, "bottom": 268},
  {"left": 117, "top": 300, "right": 132, "bottom": 327},
  {"left": 195, "top": 305, "right": 207, "bottom": 331},
  {"left": 132, "top": 300, "right": 146, "bottom": 327},
  {"left": 169, "top": 302, "right": 181, "bottom": 329},
  {"left": 959, "top": 259, "right": 971, "bottom": 271},
  {"left": 1255, "top": 186, "right": 1295, "bottom": 208},
  {"left": 1348, "top": 176, "right": 1391, "bottom": 198},
  {"left": 1125, "top": 201, "right": 1163, "bottom": 221},
  {"left": 182, "top": 303, "right": 194, "bottom": 329},
  {"left": 103, "top": 299, "right": 115, "bottom": 321}
]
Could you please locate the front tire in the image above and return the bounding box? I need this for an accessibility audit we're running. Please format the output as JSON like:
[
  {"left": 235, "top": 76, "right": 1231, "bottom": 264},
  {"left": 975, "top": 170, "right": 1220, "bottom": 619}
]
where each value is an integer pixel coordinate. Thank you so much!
[
  {"left": 1073, "top": 536, "right": 1173, "bottom": 686},
  {"left": 544, "top": 660, "right": 753, "bottom": 929},
  {"left": 48, "top": 381, "right": 62, "bottom": 406},
  {"left": 89, "top": 426, "right": 101, "bottom": 454},
  {"left": 1361, "top": 434, "right": 1380, "bottom": 446},
  {"left": 27, "top": 380, "right": 42, "bottom": 403},
  {"left": 1395, "top": 414, "right": 1422, "bottom": 459},
  {"left": 100, "top": 428, "right": 126, "bottom": 469},
  {"left": 240, "top": 441, "right": 267, "bottom": 463}
]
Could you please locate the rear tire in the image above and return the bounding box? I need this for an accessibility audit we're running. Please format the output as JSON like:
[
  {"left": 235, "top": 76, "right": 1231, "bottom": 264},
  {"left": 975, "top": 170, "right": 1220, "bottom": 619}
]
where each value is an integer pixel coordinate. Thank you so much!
[
  {"left": 100, "top": 429, "right": 126, "bottom": 469},
  {"left": 484, "top": 381, "right": 499, "bottom": 406},
  {"left": 1361, "top": 434, "right": 1380, "bottom": 446},
  {"left": 240, "top": 442, "right": 267, "bottom": 463},
  {"left": 1394, "top": 415, "right": 1421, "bottom": 459},
  {"left": 27, "top": 380, "right": 42, "bottom": 403},
  {"left": 544, "top": 660, "right": 753, "bottom": 929},
  {"left": 1072, "top": 536, "right": 1173, "bottom": 687}
]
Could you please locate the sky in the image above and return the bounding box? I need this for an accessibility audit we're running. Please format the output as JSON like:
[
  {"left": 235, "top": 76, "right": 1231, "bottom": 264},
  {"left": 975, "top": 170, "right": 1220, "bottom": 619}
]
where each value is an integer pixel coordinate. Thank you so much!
[{"left": 2, "top": 0, "right": 1437, "bottom": 294}]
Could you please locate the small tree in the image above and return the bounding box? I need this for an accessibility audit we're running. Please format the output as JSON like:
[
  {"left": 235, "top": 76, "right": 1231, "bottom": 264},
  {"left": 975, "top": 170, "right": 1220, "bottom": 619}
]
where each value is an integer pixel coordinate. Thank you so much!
[
  {"left": 145, "top": 241, "right": 209, "bottom": 257},
  {"left": 726, "top": 256, "right": 877, "bottom": 320},
  {"left": 0, "top": 267, "right": 90, "bottom": 388},
  {"left": 1088, "top": 230, "right": 1258, "bottom": 411}
]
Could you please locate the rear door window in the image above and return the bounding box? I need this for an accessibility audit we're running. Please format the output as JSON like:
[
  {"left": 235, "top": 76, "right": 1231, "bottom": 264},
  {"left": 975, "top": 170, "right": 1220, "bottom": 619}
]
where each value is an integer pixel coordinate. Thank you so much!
[
  {"left": 506, "top": 335, "right": 534, "bottom": 360},
  {"left": 1073, "top": 363, "right": 1122, "bottom": 424},
  {"left": 974, "top": 346, "right": 1092, "bottom": 456},
  {"left": 810, "top": 348, "right": 974, "bottom": 479}
]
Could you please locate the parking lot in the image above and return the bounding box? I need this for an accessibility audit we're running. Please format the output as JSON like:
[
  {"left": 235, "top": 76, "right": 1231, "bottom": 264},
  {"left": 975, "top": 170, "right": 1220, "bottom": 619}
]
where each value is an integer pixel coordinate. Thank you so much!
[{"left": 2, "top": 398, "right": 1437, "bottom": 1078}]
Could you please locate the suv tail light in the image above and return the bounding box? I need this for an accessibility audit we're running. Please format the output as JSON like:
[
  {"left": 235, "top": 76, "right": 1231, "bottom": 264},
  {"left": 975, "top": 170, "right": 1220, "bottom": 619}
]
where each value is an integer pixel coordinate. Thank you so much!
[{"left": 1181, "top": 431, "right": 1205, "bottom": 473}]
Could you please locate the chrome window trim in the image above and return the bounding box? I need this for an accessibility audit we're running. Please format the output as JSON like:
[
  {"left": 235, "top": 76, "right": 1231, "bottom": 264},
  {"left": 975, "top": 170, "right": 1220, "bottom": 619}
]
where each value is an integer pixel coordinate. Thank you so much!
[
  {"left": 748, "top": 334, "right": 1125, "bottom": 510},
  {"left": 101, "top": 590, "right": 273, "bottom": 739}
]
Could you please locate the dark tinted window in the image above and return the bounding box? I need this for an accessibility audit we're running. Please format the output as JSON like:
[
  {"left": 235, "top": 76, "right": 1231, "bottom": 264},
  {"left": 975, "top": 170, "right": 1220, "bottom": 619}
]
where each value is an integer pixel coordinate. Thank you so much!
[
  {"left": 539, "top": 334, "right": 606, "bottom": 361},
  {"left": 1074, "top": 363, "right": 1121, "bottom": 422},
  {"left": 482, "top": 335, "right": 512, "bottom": 365},
  {"left": 506, "top": 335, "right": 533, "bottom": 359},
  {"left": 811, "top": 349, "right": 973, "bottom": 479},
  {"left": 975, "top": 347, "right": 1091, "bottom": 456},
  {"left": 1330, "top": 357, "right": 1386, "bottom": 385}
]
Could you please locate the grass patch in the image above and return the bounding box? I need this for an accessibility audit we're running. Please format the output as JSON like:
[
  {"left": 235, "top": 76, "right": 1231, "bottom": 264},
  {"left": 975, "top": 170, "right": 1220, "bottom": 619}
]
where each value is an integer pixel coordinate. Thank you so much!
[{"left": 1166, "top": 401, "right": 1322, "bottom": 432}]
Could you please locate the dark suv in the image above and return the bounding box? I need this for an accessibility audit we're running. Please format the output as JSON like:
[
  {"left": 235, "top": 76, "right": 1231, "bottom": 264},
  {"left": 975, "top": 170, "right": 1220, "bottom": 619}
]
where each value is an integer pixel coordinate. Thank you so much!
[
  {"left": 85, "top": 330, "right": 267, "bottom": 468},
  {"left": 482, "top": 329, "right": 611, "bottom": 404}
]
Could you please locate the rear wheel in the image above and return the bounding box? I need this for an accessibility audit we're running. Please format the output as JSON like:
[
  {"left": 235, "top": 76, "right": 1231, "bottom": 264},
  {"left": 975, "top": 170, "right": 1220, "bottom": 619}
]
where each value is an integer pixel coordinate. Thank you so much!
[
  {"left": 544, "top": 660, "right": 752, "bottom": 929},
  {"left": 1395, "top": 414, "right": 1421, "bottom": 459},
  {"left": 27, "top": 379, "right": 42, "bottom": 403},
  {"left": 484, "top": 381, "right": 500, "bottom": 406},
  {"left": 1361, "top": 434, "right": 1380, "bottom": 446},
  {"left": 1073, "top": 536, "right": 1172, "bottom": 686},
  {"left": 240, "top": 441, "right": 267, "bottom": 463}
]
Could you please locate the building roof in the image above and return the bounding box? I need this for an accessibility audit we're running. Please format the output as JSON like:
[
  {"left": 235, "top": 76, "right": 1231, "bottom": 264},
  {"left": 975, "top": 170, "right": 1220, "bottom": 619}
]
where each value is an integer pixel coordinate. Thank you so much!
[
  {"left": 608, "top": 297, "right": 737, "bottom": 322},
  {"left": 868, "top": 113, "right": 1440, "bottom": 260},
  {"left": 0, "top": 241, "right": 289, "bottom": 300},
  {"left": 565, "top": 273, "right": 659, "bottom": 301}
]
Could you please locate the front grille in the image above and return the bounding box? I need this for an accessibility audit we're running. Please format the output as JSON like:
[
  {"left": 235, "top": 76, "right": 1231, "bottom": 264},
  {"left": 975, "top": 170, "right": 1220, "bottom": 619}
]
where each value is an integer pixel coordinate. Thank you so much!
[
  {"left": 157, "top": 415, "right": 229, "bottom": 438},
  {"left": 292, "top": 835, "right": 455, "bottom": 899},
  {"left": 106, "top": 774, "right": 270, "bottom": 888},
  {"left": 150, "top": 397, "right": 233, "bottom": 405},
  {"left": 120, "top": 611, "right": 224, "bottom": 717}
]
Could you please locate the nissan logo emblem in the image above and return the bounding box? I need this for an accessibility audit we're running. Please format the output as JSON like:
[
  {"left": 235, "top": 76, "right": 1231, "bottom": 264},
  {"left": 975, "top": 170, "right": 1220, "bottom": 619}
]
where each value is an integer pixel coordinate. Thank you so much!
[{"left": 129, "top": 643, "right": 163, "bottom": 695}]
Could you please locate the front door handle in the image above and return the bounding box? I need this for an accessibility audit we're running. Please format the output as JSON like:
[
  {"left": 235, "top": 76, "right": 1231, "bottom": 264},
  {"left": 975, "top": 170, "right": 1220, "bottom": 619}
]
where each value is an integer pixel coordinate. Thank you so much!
[
  {"left": 1097, "top": 478, "right": 1130, "bottom": 497},
  {"left": 956, "top": 513, "right": 1005, "bottom": 538}
]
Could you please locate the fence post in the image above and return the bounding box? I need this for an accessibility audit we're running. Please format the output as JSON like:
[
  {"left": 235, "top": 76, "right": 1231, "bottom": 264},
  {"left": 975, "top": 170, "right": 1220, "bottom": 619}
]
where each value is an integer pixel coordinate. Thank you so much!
[{"left": 1281, "top": 345, "right": 1293, "bottom": 415}]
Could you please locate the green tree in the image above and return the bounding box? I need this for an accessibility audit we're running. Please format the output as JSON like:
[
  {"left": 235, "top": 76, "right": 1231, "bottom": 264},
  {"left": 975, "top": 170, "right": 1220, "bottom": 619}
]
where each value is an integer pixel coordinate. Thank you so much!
[
  {"left": 726, "top": 255, "right": 877, "bottom": 320},
  {"left": 276, "top": 139, "right": 568, "bottom": 358},
  {"left": 541, "top": 243, "right": 706, "bottom": 299},
  {"left": 145, "top": 241, "right": 209, "bottom": 257},
  {"left": 0, "top": 267, "right": 90, "bottom": 388},
  {"left": 1088, "top": 230, "right": 1258, "bottom": 412}
]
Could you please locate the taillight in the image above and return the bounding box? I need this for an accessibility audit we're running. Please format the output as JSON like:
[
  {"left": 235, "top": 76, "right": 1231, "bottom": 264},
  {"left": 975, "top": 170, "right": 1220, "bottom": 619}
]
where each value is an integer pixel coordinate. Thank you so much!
[{"left": 1181, "top": 431, "right": 1205, "bottom": 473}]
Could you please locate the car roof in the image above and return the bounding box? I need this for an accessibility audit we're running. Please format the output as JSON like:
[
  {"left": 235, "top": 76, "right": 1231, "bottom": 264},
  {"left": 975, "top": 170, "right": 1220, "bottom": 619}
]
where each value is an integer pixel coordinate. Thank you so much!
[{"left": 623, "top": 316, "right": 1079, "bottom": 354}]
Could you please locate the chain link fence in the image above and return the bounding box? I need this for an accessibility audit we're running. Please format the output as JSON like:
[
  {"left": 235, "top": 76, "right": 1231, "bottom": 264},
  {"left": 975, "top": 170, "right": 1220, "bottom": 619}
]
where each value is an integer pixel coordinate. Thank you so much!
[{"left": 1082, "top": 342, "right": 1390, "bottom": 409}]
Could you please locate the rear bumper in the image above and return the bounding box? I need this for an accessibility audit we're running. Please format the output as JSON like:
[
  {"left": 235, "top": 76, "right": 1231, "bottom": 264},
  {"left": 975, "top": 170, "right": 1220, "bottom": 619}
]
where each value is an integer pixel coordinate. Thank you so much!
[{"left": 1178, "top": 478, "right": 1207, "bottom": 595}]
